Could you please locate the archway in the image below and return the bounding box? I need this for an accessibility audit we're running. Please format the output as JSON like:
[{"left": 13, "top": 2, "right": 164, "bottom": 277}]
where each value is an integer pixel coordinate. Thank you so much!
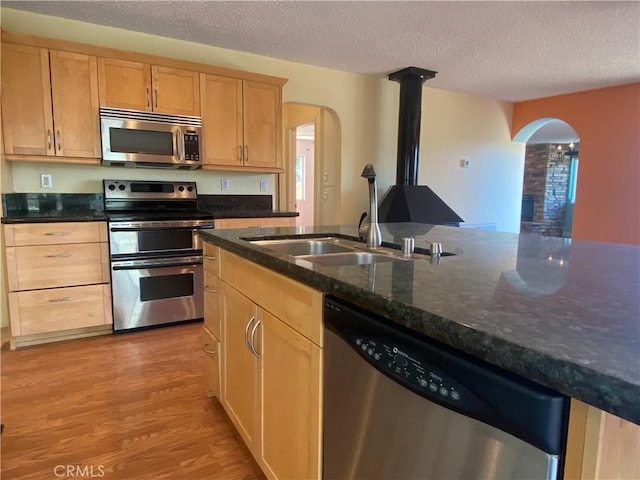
[
  {"left": 514, "top": 118, "right": 579, "bottom": 238},
  {"left": 281, "top": 103, "right": 341, "bottom": 226}
]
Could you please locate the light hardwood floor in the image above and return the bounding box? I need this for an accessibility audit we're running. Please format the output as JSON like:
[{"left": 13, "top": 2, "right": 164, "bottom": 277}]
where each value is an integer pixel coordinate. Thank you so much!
[{"left": 1, "top": 322, "right": 265, "bottom": 480}]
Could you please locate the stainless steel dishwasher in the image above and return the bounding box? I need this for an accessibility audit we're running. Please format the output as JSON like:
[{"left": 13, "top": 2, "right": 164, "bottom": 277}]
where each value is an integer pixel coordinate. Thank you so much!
[{"left": 323, "top": 296, "right": 569, "bottom": 480}]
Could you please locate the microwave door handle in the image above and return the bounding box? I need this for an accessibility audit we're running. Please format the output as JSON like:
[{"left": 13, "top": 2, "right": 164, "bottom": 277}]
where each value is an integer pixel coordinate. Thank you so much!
[{"left": 176, "top": 129, "right": 185, "bottom": 160}]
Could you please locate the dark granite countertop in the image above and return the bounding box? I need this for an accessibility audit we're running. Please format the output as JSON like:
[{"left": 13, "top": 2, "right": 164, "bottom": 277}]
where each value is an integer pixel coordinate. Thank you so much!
[
  {"left": 2, "top": 211, "right": 109, "bottom": 223},
  {"left": 1, "top": 192, "right": 297, "bottom": 223},
  {"left": 201, "top": 209, "right": 298, "bottom": 219},
  {"left": 1, "top": 209, "right": 297, "bottom": 224},
  {"left": 200, "top": 223, "right": 640, "bottom": 425}
]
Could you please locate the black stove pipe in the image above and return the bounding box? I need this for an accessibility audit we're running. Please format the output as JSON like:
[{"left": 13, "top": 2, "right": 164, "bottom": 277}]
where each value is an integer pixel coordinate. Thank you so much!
[{"left": 388, "top": 67, "right": 437, "bottom": 185}]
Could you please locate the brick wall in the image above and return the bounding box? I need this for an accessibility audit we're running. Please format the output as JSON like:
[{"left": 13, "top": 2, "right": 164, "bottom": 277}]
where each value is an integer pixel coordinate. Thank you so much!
[{"left": 520, "top": 144, "right": 571, "bottom": 237}]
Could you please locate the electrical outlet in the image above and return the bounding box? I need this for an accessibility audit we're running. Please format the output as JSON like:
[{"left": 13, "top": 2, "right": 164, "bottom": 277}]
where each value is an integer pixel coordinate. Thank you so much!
[
  {"left": 221, "top": 178, "right": 230, "bottom": 191},
  {"left": 41, "top": 173, "right": 53, "bottom": 189},
  {"left": 260, "top": 179, "right": 268, "bottom": 192}
]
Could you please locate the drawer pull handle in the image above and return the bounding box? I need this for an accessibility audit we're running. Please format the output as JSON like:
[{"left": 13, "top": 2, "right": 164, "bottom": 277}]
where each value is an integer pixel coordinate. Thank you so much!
[
  {"left": 204, "top": 255, "right": 216, "bottom": 261},
  {"left": 45, "top": 232, "right": 71, "bottom": 236},
  {"left": 46, "top": 254, "right": 71, "bottom": 258},
  {"left": 204, "top": 286, "right": 217, "bottom": 293},
  {"left": 49, "top": 297, "right": 74, "bottom": 303},
  {"left": 203, "top": 344, "right": 217, "bottom": 355}
]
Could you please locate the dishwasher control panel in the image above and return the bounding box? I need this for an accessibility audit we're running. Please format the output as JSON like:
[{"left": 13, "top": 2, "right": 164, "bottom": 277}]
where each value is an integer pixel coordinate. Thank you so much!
[{"left": 353, "top": 335, "right": 475, "bottom": 409}]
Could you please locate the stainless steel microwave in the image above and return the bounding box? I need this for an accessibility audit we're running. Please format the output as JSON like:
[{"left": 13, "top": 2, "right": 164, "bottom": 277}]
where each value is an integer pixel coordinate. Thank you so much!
[{"left": 100, "top": 107, "right": 203, "bottom": 169}]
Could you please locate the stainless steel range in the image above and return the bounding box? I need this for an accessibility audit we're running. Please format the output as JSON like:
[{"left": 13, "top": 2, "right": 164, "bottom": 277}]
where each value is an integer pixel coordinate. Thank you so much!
[{"left": 104, "top": 180, "right": 214, "bottom": 332}]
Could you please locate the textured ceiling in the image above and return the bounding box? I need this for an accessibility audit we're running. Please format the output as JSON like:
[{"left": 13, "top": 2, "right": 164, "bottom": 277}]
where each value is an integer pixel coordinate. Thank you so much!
[{"left": 4, "top": 1, "right": 639, "bottom": 103}]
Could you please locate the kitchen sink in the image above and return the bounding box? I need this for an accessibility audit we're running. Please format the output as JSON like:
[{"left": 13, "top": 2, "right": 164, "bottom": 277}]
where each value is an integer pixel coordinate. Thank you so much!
[
  {"left": 249, "top": 237, "right": 355, "bottom": 256},
  {"left": 248, "top": 235, "right": 421, "bottom": 265},
  {"left": 299, "top": 251, "right": 404, "bottom": 266}
]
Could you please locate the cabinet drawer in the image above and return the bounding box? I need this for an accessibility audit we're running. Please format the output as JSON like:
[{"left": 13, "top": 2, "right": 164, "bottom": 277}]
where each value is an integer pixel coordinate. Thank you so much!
[
  {"left": 4, "top": 222, "right": 107, "bottom": 246},
  {"left": 204, "top": 243, "right": 220, "bottom": 278},
  {"left": 214, "top": 217, "right": 295, "bottom": 229},
  {"left": 202, "top": 325, "right": 221, "bottom": 399},
  {"left": 221, "top": 250, "right": 323, "bottom": 346},
  {"left": 8, "top": 284, "right": 111, "bottom": 336},
  {"left": 7, "top": 243, "right": 108, "bottom": 291}
]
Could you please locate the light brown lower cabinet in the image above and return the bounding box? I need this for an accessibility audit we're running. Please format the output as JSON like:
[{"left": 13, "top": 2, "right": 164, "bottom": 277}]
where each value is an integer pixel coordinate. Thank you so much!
[
  {"left": 259, "top": 307, "right": 322, "bottom": 480},
  {"left": 565, "top": 399, "right": 640, "bottom": 480},
  {"left": 3, "top": 221, "right": 113, "bottom": 349},
  {"left": 221, "top": 283, "right": 261, "bottom": 453},
  {"left": 214, "top": 249, "right": 323, "bottom": 480}
]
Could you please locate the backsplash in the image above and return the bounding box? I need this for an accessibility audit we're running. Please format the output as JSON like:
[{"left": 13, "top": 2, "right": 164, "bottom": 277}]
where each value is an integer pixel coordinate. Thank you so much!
[
  {"left": 2, "top": 193, "right": 275, "bottom": 218},
  {"left": 197, "top": 194, "right": 273, "bottom": 212},
  {"left": 2, "top": 193, "right": 104, "bottom": 216}
]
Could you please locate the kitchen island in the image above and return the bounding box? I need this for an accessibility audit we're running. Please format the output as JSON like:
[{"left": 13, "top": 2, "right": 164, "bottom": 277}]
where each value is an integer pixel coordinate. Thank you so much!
[{"left": 200, "top": 222, "right": 640, "bottom": 479}]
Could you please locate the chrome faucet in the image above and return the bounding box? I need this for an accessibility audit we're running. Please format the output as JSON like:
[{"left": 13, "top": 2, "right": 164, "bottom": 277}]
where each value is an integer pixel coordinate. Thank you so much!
[{"left": 361, "top": 164, "right": 382, "bottom": 249}]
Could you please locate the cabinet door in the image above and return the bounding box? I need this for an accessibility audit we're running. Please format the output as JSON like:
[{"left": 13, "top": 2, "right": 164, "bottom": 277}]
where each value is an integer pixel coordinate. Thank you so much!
[
  {"left": 203, "top": 325, "right": 221, "bottom": 399},
  {"left": 222, "top": 283, "right": 260, "bottom": 454},
  {"left": 243, "top": 81, "right": 280, "bottom": 169},
  {"left": 151, "top": 66, "right": 200, "bottom": 116},
  {"left": 98, "top": 58, "right": 152, "bottom": 111},
  {"left": 50, "top": 51, "right": 100, "bottom": 158},
  {"left": 260, "top": 308, "right": 322, "bottom": 480},
  {"left": 200, "top": 74, "right": 243, "bottom": 167},
  {"left": 1, "top": 43, "right": 54, "bottom": 156},
  {"left": 204, "top": 276, "right": 221, "bottom": 339}
]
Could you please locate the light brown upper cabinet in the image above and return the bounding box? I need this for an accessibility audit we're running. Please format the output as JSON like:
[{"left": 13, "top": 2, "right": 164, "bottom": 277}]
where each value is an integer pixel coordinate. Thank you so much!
[
  {"left": 1, "top": 44, "right": 100, "bottom": 159},
  {"left": 98, "top": 58, "right": 200, "bottom": 116},
  {"left": 201, "top": 74, "right": 282, "bottom": 171}
]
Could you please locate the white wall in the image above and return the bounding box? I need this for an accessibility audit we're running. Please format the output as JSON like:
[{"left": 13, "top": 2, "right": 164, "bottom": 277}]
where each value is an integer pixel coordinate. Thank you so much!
[
  {"left": 375, "top": 83, "right": 525, "bottom": 233},
  {"left": 8, "top": 163, "right": 277, "bottom": 197}
]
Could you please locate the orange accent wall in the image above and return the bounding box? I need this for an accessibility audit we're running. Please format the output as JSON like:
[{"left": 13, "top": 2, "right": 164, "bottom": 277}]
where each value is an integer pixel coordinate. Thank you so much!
[{"left": 512, "top": 83, "right": 640, "bottom": 245}]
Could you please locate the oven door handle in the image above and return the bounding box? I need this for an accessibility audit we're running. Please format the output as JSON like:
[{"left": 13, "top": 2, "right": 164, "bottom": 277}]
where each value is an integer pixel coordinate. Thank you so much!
[
  {"left": 110, "top": 226, "right": 213, "bottom": 232},
  {"left": 112, "top": 261, "right": 202, "bottom": 271}
]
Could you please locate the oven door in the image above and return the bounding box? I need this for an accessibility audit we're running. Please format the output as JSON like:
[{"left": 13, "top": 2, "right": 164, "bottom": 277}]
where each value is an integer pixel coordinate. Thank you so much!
[
  {"left": 111, "top": 256, "right": 204, "bottom": 331},
  {"left": 108, "top": 221, "right": 212, "bottom": 257}
]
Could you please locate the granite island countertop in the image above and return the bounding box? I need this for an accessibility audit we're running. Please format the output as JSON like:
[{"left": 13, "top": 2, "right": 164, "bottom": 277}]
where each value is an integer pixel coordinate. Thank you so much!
[{"left": 200, "top": 223, "right": 640, "bottom": 425}]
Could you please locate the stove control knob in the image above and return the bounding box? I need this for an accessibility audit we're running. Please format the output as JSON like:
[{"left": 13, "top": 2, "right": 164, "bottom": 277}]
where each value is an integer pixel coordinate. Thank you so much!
[
  {"left": 118, "top": 184, "right": 126, "bottom": 191},
  {"left": 178, "top": 186, "right": 185, "bottom": 192},
  {"left": 108, "top": 184, "right": 116, "bottom": 191},
  {"left": 187, "top": 186, "right": 193, "bottom": 192}
]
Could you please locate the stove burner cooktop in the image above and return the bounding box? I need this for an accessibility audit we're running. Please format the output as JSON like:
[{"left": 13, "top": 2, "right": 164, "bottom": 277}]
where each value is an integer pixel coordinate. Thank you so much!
[{"left": 103, "top": 179, "right": 214, "bottom": 222}]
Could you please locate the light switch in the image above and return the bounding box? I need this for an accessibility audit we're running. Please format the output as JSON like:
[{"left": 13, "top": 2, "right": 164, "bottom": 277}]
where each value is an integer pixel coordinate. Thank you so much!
[{"left": 260, "top": 179, "right": 268, "bottom": 192}]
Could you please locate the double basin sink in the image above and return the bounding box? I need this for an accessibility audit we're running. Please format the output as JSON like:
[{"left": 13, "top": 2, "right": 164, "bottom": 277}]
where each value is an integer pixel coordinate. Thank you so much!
[{"left": 248, "top": 236, "right": 428, "bottom": 266}]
